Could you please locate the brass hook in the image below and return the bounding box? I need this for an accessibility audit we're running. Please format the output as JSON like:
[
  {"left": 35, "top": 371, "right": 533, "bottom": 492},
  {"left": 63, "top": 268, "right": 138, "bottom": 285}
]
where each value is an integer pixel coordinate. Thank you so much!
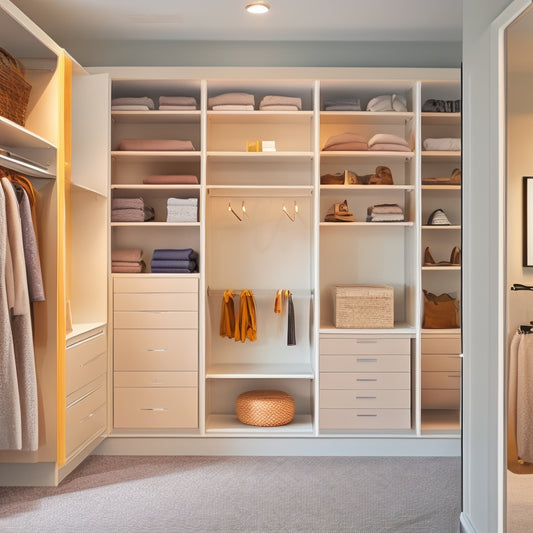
[
  {"left": 228, "top": 201, "right": 242, "bottom": 222},
  {"left": 282, "top": 201, "right": 298, "bottom": 222}
]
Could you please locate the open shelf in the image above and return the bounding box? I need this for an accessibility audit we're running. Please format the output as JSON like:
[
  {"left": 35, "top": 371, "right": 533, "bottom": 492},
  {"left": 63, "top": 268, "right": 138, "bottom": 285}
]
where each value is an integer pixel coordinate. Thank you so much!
[
  {"left": 206, "top": 414, "right": 314, "bottom": 435},
  {"left": 206, "top": 363, "right": 314, "bottom": 379}
]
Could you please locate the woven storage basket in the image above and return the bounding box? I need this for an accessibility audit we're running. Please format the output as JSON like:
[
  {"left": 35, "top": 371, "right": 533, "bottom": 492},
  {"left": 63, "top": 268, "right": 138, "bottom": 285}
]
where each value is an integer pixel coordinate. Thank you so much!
[
  {"left": 335, "top": 285, "right": 394, "bottom": 329},
  {"left": 0, "top": 47, "right": 31, "bottom": 126},
  {"left": 236, "top": 390, "right": 295, "bottom": 427}
]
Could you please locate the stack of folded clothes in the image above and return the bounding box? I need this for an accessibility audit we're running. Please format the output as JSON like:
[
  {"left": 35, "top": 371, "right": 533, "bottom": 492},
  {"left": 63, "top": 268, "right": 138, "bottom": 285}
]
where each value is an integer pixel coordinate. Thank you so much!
[
  {"left": 368, "top": 133, "right": 411, "bottom": 152},
  {"left": 111, "top": 248, "right": 145, "bottom": 273},
  {"left": 142, "top": 174, "right": 199, "bottom": 185},
  {"left": 366, "top": 94, "right": 407, "bottom": 112},
  {"left": 111, "top": 97, "right": 155, "bottom": 111},
  {"left": 259, "top": 95, "right": 302, "bottom": 111},
  {"left": 208, "top": 92, "right": 255, "bottom": 111},
  {"left": 422, "top": 99, "right": 461, "bottom": 113},
  {"left": 158, "top": 95, "right": 198, "bottom": 110},
  {"left": 366, "top": 203, "right": 405, "bottom": 222},
  {"left": 323, "top": 98, "right": 361, "bottom": 111},
  {"left": 111, "top": 197, "right": 155, "bottom": 222},
  {"left": 118, "top": 139, "right": 195, "bottom": 151},
  {"left": 167, "top": 197, "right": 198, "bottom": 222},
  {"left": 322, "top": 132, "right": 368, "bottom": 151},
  {"left": 151, "top": 248, "right": 198, "bottom": 273},
  {"left": 422, "top": 137, "right": 461, "bottom": 151}
]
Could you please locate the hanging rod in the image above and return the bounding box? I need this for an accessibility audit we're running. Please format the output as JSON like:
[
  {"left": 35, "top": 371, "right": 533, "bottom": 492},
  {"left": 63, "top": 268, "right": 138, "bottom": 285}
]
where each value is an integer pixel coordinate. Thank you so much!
[{"left": 207, "top": 287, "right": 313, "bottom": 296}]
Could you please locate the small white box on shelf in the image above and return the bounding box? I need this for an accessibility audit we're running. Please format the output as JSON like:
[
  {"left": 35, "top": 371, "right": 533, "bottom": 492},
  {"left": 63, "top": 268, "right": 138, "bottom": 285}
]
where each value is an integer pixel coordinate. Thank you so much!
[{"left": 262, "top": 140, "right": 276, "bottom": 152}]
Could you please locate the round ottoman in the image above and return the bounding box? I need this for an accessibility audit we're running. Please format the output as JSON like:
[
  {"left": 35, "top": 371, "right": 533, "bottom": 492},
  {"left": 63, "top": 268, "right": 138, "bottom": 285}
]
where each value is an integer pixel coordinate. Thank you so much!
[{"left": 236, "top": 389, "right": 295, "bottom": 427}]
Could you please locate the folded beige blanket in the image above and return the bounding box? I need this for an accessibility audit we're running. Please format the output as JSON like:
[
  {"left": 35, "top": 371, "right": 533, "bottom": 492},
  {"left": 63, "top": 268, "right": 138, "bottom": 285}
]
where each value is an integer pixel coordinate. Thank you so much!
[
  {"left": 111, "top": 207, "right": 154, "bottom": 222},
  {"left": 259, "top": 95, "right": 302, "bottom": 109},
  {"left": 112, "top": 105, "right": 151, "bottom": 111},
  {"left": 112, "top": 262, "right": 146, "bottom": 273},
  {"left": 111, "top": 97, "right": 155, "bottom": 109},
  {"left": 368, "top": 203, "right": 404, "bottom": 214},
  {"left": 158, "top": 105, "right": 197, "bottom": 111},
  {"left": 112, "top": 248, "right": 143, "bottom": 262},
  {"left": 211, "top": 104, "right": 254, "bottom": 111},
  {"left": 159, "top": 95, "right": 197, "bottom": 106},
  {"left": 323, "top": 132, "right": 368, "bottom": 151},
  {"left": 259, "top": 105, "right": 300, "bottom": 111},
  {"left": 143, "top": 174, "right": 199, "bottom": 185},
  {"left": 368, "top": 133, "right": 409, "bottom": 147},
  {"left": 369, "top": 143, "right": 411, "bottom": 152},
  {"left": 118, "top": 139, "right": 195, "bottom": 151},
  {"left": 423, "top": 137, "right": 461, "bottom": 151},
  {"left": 208, "top": 92, "right": 255, "bottom": 108}
]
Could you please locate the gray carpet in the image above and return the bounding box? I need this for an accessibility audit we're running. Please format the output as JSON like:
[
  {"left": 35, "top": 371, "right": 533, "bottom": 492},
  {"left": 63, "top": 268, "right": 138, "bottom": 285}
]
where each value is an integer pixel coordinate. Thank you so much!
[{"left": 0, "top": 455, "right": 460, "bottom": 533}]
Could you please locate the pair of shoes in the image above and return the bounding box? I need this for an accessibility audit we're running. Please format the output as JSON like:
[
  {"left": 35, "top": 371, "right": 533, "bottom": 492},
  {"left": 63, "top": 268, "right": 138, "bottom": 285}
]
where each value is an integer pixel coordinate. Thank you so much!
[
  {"left": 424, "top": 246, "right": 461, "bottom": 266},
  {"left": 324, "top": 199, "right": 355, "bottom": 222},
  {"left": 427, "top": 208, "right": 451, "bottom": 225},
  {"left": 351, "top": 165, "right": 394, "bottom": 185},
  {"left": 422, "top": 168, "right": 461, "bottom": 186}
]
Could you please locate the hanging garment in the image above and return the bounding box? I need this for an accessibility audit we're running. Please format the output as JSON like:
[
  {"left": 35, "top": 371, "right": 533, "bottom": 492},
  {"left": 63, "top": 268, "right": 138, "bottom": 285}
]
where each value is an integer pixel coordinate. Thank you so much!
[
  {"left": 508, "top": 332, "right": 521, "bottom": 462},
  {"left": 286, "top": 291, "right": 296, "bottom": 346},
  {"left": 234, "top": 289, "right": 257, "bottom": 343},
  {"left": 219, "top": 290, "right": 235, "bottom": 339},
  {"left": 2, "top": 177, "right": 38, "bottom": 451},
  {"left": 0, "top": 184, "right": 22, "bottom": 450},
  {"left": 516, "top": 333, "right": 533, "bottom": 462}
]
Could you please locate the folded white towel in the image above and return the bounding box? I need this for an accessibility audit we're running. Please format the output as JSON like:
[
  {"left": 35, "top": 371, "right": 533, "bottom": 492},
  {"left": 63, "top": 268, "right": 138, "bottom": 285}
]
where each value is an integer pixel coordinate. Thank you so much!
[
  {"left": 167, "top": 197, "right": 198, "bottom": 207},
  {"left": 423, "top": 137, "right": 461, "bottom": 151},
  {"left": 111, "top": 97, "right": 155, "bottom": 109}
]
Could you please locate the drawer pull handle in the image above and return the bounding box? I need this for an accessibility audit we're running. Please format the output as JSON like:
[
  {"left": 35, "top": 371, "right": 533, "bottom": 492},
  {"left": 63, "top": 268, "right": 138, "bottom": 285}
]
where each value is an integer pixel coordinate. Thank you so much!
[
  {"left": 67, "top": 330, "right": 105, "bottom": 349},
  {"left": 356, "top": 396, "right": 377, "bottom": 400},
  {"left": 140, "top": 407, "right": 167, "bottom": 412},
  {"left": 448, "top": 374, "right": 461, "bottom": 378},
  {"left": 146, "top": 348, "right": 168, "bottom": 352},
  {"left": 356, "top": 378, "right": 377, "bottom": 382},
  {"left": 81, "top": 353, "right": 104, "bottom": 367},
  {"left": 356, "top": 414, "right": 378, "bottom": 417},
  {"left": 80, "top": 410, "right": 99, "bottom": 424},
  {"left": 356, "top": 358, "right": 378, "bottom": 363},
  {"left": 356, "top": 340, "right": 378, "bottom": 344},
  {"left": 67, "top": 382, "right": 104, "bottom": 409}
]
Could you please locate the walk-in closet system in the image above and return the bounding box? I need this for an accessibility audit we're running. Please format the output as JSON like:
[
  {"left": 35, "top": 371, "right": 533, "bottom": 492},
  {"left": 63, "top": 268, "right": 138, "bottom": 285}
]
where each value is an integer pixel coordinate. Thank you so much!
[{"left": 0, "top": 0, "right": 461, "bottom": 485}]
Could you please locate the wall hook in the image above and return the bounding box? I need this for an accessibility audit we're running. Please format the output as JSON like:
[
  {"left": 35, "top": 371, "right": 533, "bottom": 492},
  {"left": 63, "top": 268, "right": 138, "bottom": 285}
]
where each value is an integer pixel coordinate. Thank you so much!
[
  {"left": 228, "top": 201, "right": 242, "bottom": 222},
  {"left": 282, "top": 201, "right": 298, "bottom": 222}
]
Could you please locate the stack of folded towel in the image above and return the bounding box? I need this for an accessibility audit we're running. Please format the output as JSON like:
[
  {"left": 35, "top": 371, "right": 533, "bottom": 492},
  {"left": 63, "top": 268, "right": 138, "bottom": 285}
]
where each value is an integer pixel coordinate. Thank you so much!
[
  {"left": 366, "top": 203, "right": 405, "bottom": 222},
  {"left": 167, "top": 197, "right": 198, "bottom": 222},
  {"left": 111, "top": 97, "right": 155, "bottom": 111},
  {"left": 118, "top": 139, "right": 195, "bottom": 151},
  {"left": 368, "top": 133, "right": 411, "bottom": 152},
  {"left": 111, "top": 248, "right": 145, "bottom": 273},
  {"left": 151, "top": 248, "right": 198, "bottom": 273},
  {"left": 422, "top": 138, "right": 461, "bottom": 151},
  {"left": 158, "top": 96, "right": 198, "bottom": 110},
  {"left": 323, "top": 98, "right": 362, "bottom": 111},
  {"left": 142, "top": 174, "right": 199, "bottom": 185},
  {"left": 111, "top": 197, "right": 155, "bottom": 222},
  {"left": 208, "top": 92, "right": 255, "bottom": 111},
  {"left": 322, "top": 132, "right": 368, "bottom": 151},
  {"left": 366, "top": 94, "right": 407, "bottom": 112},
  {"left": 259, "top": 95, "right": 302, "bottom": 111}
]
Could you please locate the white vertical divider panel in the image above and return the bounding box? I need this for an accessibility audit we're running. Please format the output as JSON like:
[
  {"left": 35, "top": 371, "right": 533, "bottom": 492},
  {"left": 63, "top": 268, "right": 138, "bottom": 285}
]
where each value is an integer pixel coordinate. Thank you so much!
[
  {"left": 199, "top": 79, "right": 208, "bottom": 435},
  {"left": 313, "top": 79, "right": 321, "bottom": 436}
]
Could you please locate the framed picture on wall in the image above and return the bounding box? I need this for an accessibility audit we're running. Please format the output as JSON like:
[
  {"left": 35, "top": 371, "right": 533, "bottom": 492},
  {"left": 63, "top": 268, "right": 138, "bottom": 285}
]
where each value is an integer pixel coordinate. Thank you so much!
[{"left": 523, "top": 177, "right": 533, "bottom": 266}]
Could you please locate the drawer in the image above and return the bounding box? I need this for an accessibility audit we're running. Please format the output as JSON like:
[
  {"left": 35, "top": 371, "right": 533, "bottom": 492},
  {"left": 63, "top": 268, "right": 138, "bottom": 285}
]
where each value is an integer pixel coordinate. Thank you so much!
[
  {"left": 421, "top": 389, "right": 461, "bottom": 410},
  {"left": 114, "top": 329, "right": 198, "bottom": 371},
  {"left": 66, "top": 378, "right": 106, "bottom": 457},
  {"left": 320, "top": 372, "right": 411, "bottom": 390},
  {"left": 320, "top": 389, "right": 411, "bottom": 409},
  {"left": 320, "top": 337, "right": 410, "bottom": 355},
  {"left": 422, "top": 354, "right": 461, "bottom": 372},
  {"left": 114, "top": 371, "right": 197, "bottom": 388},
  {"left": 320, "top": 408, "right": 411, "bottom": 430},
  {"left": 114, "top": 387, "right": 198, "bottom": 429},
  {"left": 114, "top": 311, "right": 198, "bottom": 329},
  {"left": 421, "top": 337, "right": 461, "bottom": 355},
  {"left": 114, "top": 292, "right": 198, "bottom": 312},
  {"left": 320, "top": 354, "right": 410, "bottom": 373},
  {"left": 66, "top": 329, "right": 107, "bottom": 396},
  {"left": 421, "top": 371, "right": 461, "bottom": 389},
  {"left": 114, "top": 276, "right": 198, "bottom": 294}
]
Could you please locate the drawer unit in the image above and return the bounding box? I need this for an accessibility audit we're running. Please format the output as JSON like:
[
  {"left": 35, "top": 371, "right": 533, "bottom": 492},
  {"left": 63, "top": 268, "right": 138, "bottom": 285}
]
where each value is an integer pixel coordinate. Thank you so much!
[
  {"left": 114, "top": 292, "right": 198, "bottom": 312},
  {"left": 114, "top": 276, "right": 198, "bottom": 294},
  {"left": 422, "top": 354, "right": 461, "bottom": 372},
  {"left": 421, "top": 336, "right": 461, "bottom": 355},
  {"left": 114, "top": 329, "right": 198, "bottom": 371},
  {"left": 421, "top": 389, "right": 460, "bottom": 410},
  {"left": 320, "top": 389, "right": 411, "bottom": 409},
  {"left": 320, "top": 337, "right": 411, "bottom": 355},
  {"left": 114, "top": 371, "right": 197, "bottom": 388},
  {"left": 320, "top": 372, "right": 411, "bottom": 390},
  {"left": 66, "top": 328, "right": 107, "bottom": 396},
  {"left": 320, "top": 408, "right": 411, "bottom": 430},
  {"left": 114, "top": 387, "right": 198, "bottom": 429},
  {"left": 113, "top": 310, "right": 198, "bottom": 329},
  {"left": 65, "top": 377, "right": 107, "bottom": 457},
  {"left": 421, "top": 371, "right": 461, "bottom": 390},
  {"left": 320, "top": 354, "right": 410, "bottom": 373}
]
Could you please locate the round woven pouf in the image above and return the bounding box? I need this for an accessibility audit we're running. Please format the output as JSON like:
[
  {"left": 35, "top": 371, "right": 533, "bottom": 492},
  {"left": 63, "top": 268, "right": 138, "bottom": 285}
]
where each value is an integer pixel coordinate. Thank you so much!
[{"left": 236, "top": 389, "right": 295, "bottom": 427}]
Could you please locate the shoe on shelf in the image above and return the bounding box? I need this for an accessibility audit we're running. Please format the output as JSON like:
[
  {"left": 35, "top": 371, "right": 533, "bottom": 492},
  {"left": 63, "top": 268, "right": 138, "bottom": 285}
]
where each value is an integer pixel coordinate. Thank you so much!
[
  {"left": 427, "top": 208, "right": 451, "bottom": 225},
  {"left": 450, "top": 246, "right": 461, "bottom": 265},
  {"left": 423, "top": 246, "right": 462, "bottom": 266},
  {"left": 324, "top": 199, "right": 355, "bottom": 222}
]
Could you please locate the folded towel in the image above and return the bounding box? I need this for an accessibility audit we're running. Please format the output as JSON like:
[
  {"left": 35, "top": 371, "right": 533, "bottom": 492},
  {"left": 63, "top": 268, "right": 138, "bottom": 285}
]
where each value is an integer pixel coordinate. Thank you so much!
[
  {"left": 324, "top": 141, "right": 369, "bottom": 151},
  {"left": 111, "top": 97, "right": 155, "bottom": 109},
  {"left": 259, "top": 95, "right": 302, "bottom": 109},
  {"left": 369, "top": 143, "right": 412, "bottom": 152},
  {"left": 112, "top": 262, "right": 146, "bottom": 273},
  {"left": 423, "top": 137, "right": 461, "bottom": 151},
  {"left": 167, "top": 197, "right": 198, "bottom": 206},
  {"left": 150, "top": 259, "right": 196, "bottom": 270},
  {"left": 118, "top": 139, "right": 195, "bottom": 151},
  {"left": 111, "top": 206, "right": 154, "bottom": 222},
  {"left": 323, "top": 132, "right": 368, "bottom": 151},
  {"left": 367, "top": 214, "right": 405, "bottom": 222},
  {"left": 159, "top": 95, "right": 197, "bottom": 107},
  {"left": 368, "top": 203, "right": 404, "bottom": 215},
  {"left": 152, "top": 248, "right": 198, "bottom": 261},
  {"left": 158, "top": 105, "right": 198, "bottom": 111},
  {"left": 151, "top": 267, "right": 196, "bottom": 273},
  {"left": 366, "top": 94, "right": 407, "bottom": 112},
  {"left": 211, "top": 104, "right": 255, "bottom": 111},
  {"left": 112, "top": 197, "right": 144, "bottom": 210},
  {"left": 111, "top": 105, "right": 151, "bottom": 111},
  {"left": 208, "top": 92, "right": 255, "bottom": 108},
  {"left": 143, "top": 174, "right": 199, "bottom": 185},
  {"left": 368, "top": 133, "right": 410, "bottom": 147},
  {"left": 258, "top": 105, "right": 300, "bottom": 111},
  {"left": 324, "top": 98, "right": 362, "bottom": 111},
  {"left": 112, "top": 248, "right": 143, "bottom": 262}
]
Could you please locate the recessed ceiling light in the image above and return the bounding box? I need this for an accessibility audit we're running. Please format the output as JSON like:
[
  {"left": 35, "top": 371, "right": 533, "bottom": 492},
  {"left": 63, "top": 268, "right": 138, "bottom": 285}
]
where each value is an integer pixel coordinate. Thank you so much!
[{"left": 245, "top": 1, "right": 271, "bottom": 14}]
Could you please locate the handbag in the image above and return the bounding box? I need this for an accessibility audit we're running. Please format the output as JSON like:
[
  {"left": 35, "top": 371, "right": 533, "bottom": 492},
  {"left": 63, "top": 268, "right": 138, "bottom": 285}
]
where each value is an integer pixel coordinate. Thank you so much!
[{"left": 423, "top": 289, "right": 459, "bottom": 328}]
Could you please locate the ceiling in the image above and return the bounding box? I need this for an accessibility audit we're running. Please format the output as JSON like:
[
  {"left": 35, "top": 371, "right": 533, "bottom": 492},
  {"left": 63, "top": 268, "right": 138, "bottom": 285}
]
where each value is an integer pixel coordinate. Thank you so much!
[{"left": 10, "top": 0, "right": 462, "bottom": 44}]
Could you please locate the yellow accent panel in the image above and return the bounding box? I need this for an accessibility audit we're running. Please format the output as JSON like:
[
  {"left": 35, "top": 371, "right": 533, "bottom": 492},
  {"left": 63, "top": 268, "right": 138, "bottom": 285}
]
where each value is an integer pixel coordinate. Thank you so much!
[{"left": 56, "top": 53, "right": 72, "bottom": 467}]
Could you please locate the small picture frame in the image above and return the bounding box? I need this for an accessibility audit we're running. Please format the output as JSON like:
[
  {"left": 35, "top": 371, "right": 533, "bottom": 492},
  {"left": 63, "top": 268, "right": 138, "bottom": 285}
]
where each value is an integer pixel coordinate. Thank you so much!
[{"left": 523, "top": 176, "right": 533, "bottom": 266}]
